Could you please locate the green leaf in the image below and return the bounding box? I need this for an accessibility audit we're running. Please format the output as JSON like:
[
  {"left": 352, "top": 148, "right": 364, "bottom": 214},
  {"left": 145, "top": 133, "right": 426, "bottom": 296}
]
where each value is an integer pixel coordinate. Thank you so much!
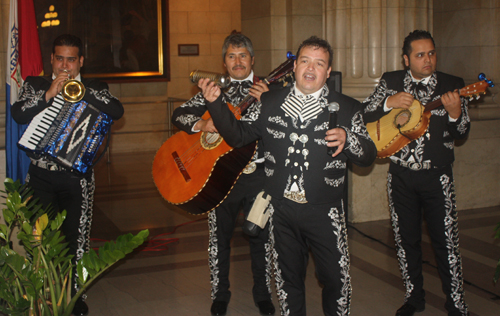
[
  {"left": 21, "top": 222, "right": 32, "bottom": 235},
  {"left": 0, "top": 224, "right": 7, "bottom": 240},
  {"left": 77, "top": 260, "right": 88, "bottom": 283},
  {"left": 2, "top": 208, "right": 15, "bottom": 223}
]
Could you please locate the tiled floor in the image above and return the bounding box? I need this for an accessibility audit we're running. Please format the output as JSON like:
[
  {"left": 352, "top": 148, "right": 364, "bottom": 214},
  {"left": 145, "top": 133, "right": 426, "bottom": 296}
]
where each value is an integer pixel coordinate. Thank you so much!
[{"left": 87, "top": 151, "right": 500, "bottom": 315}]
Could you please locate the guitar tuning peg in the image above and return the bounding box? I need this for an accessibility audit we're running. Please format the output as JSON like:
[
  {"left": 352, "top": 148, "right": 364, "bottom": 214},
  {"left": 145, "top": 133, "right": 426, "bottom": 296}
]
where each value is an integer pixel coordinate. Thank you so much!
[
  {"left": 476, "top": 95, "right": 480, "bottom": 100},
  {"left": 286, "top": 51, "right": 296, "bottom": 60},
  {"left": 478, "top": 73, "right": 495, "bottom": 87}
]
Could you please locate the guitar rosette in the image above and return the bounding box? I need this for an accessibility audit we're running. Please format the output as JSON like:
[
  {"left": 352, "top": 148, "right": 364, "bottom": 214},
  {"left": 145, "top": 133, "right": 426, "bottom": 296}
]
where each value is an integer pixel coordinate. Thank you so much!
[{"left": 200, "top": 131, "right": 224, "bottom": 150}]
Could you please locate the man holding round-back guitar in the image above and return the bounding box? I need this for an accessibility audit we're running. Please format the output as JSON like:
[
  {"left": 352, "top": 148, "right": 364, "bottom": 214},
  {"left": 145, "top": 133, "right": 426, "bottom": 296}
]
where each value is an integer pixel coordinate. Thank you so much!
[
  {"left": 362, "top": 30, "right": 470, "bottom": 316},
  {"left": 171, "top": 31, "right": 276, "bottom": 316}
]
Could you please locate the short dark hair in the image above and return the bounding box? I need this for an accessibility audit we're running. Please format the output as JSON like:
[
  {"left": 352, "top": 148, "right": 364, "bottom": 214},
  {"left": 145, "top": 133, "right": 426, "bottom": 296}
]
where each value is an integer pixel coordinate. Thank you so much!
[
  {"left": 222, "top": 31, "right": 254, "bottom": 60},
  {"left": 296, "top": 36, "right": 333, "bottom": 67},
  {"left": 52, "top": 34, "right": 83, "bottom": 57},
  {"left": 402, "top": 30, "right": 435, "bottom": 58}
]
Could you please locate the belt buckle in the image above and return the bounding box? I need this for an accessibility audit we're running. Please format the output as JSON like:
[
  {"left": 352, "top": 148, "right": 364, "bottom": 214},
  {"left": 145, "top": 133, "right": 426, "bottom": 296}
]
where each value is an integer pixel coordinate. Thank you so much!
[
  {"left": 283, "top": 191, "right": 308, "bottom": 204},
  {"left": 243, "top": 162, "right": 257, "bottom": 174}
]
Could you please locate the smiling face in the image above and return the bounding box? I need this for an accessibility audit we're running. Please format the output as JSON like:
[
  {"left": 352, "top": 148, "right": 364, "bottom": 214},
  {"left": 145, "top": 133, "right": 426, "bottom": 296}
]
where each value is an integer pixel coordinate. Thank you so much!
[
  {"left": 224, "top": 45, "right": 254, "bottom": 80},
  {"left": 51, "top": 45, "right": 84, "bottom": 79},
  {"left": 294, "top": 46, "right": 331, "bottom": 95},
  {"left": 403, "top": 38, "right": 436, "bottom": 80}
]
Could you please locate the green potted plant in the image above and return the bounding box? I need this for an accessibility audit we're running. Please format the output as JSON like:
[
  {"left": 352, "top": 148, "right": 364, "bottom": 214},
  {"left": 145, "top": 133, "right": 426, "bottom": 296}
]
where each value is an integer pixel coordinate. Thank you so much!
[{"left": 0, "top": 178, "right": 149, "bottom": 316}]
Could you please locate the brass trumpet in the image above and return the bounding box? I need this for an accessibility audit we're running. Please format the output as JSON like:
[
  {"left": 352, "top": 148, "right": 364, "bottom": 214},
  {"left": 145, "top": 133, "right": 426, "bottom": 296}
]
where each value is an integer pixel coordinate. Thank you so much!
[{"left": 61, "top": 70, "right": 85, "bottom": 103}]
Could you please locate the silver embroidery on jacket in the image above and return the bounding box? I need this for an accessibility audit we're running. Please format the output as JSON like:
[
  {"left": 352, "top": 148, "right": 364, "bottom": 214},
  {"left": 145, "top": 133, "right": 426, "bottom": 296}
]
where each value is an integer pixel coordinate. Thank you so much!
[
  {"left": 324, "top": 160, "right": 346, "bottom": 170},
  {"left": 266, "top": 128, "right": 286, "bottom": 139},
  {"left": 268, "top": 116, "right": 288, "bottom": 127},
  {"left": 18, "top": 83, "right": 45, "bottom": 111},
  {"left": 175, "top": 114, "right": 199, "bottom": 126},
  {"left": 324, "top": 176, "right": 345, "bottom": 187},
  {"left": 89, "top": 88, "right": 115, "bottom": 104}
]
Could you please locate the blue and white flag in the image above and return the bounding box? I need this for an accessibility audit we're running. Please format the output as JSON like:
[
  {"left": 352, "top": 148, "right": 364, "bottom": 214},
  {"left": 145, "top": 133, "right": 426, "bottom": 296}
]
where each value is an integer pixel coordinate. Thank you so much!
[{"left": 6, "top": 0, "right": 43, "bottom": 183}]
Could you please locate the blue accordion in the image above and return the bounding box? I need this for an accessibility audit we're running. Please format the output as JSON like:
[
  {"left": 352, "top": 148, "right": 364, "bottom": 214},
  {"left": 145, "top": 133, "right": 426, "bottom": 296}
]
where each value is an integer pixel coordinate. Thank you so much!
[{"left": 18, "top": 94, "right": 113, "bottom": 174}]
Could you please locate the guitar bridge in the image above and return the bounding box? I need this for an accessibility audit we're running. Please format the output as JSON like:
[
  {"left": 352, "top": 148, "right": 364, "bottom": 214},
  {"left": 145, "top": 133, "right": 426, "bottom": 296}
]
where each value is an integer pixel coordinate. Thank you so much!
[{"left": 172, "top": 151, "right": 191, "bottom": 182}]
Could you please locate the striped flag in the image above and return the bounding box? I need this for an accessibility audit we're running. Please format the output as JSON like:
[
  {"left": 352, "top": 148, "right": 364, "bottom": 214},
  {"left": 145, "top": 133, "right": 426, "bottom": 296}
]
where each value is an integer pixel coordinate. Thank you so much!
[{"left": 6, "top": 0, "right": 43, "bottom": 182}]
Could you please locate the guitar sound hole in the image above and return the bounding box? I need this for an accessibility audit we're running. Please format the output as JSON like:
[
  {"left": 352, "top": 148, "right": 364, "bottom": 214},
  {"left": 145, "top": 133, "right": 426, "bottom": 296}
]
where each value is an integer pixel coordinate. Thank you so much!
[
  {"left": 200, "top": 132, "right": 223, "bottom": 150},
  {"left": 395, "top": 110, "right": 411, "bottom": 128}
]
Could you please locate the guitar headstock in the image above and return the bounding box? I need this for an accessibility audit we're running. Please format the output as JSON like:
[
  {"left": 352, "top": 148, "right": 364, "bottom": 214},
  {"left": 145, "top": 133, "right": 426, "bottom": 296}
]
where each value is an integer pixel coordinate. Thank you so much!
[
  {"left": 264, "top": 52, "right": 296, "bottom": 86},
  {"left": 460, "top": 73, "right": 494, "bottom": 101}
]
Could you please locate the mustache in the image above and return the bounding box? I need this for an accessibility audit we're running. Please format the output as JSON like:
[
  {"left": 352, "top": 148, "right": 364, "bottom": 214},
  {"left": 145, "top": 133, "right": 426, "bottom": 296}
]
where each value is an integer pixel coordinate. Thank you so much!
[{"left": 232, "top": 65, "right": 246, "bottom": 70}]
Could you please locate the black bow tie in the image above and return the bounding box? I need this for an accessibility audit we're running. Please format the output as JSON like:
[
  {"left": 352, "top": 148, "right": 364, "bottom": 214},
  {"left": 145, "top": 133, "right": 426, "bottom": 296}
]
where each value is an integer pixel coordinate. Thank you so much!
[
  {"left": 229, "top": 80, "right": 253, "bottom": 89},
  {"left": 412, "top": 81, "right": 427, "bottom": 99}
]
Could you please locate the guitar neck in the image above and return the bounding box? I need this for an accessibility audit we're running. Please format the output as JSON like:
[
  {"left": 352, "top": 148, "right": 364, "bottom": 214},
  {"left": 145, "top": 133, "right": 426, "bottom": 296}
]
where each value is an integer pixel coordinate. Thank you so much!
[
  {"left": 423, "top": 99, "right": 443, "bottom": 113},
  {"left": 423, "top": 80, "right": 488, "bottom": 113},
  {"left": 235, "top": 94, "right": 257, "bottom": 115}
]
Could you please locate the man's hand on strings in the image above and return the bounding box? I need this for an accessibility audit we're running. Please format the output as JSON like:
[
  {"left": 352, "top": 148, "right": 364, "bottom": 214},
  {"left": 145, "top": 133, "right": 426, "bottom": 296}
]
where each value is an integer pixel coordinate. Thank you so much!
[
  {"left": 194, "top": 118, "right": 218, "bottom": 133},
  {"left": 441, "top": 90, "right": 462, "bottom": 120},
  {"left": 387, "top": 92, "right": 414, "bottom": 109}
]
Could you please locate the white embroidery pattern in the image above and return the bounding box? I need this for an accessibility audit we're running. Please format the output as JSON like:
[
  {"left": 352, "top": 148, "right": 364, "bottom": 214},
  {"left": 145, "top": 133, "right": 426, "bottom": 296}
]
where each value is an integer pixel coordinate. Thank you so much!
[
  {"left": 176, "top": 114, "right": 199, "bottom": 126},
  {"left": 344, "top": 129, "right": 364, "bottom": 157},
  {"left": 89, "top": 88, "right": 115, "bottom": 104},
  {"left": 363, "top": 78, "right": 398, "bottom": 113},
  {"left": 314, "top": 122, "right": 329, "bottom": 131},
  {"left": 314, "top": 139, "right": 328, "bottom": 146},
  {"left": 387, "top": 173, "right": 414, "bottom": 302},
  {"left": 457, "top": 99, "right": 470, "bottom": 135},
  {"left": 74, "top": 173, "right": 95, "bottom": 294},
  {"left": 264, "top": 152, "right": 276, "bottom": 164},
  {"left": 18, "top": 83, "right": 45, "bottom": 111},
  {"left": 266, "top": 128, "right": 286, "bottom": 139},
  {"left": 264, "top": 167, "right": 274, "bottom": 177},
  {"left": 324, "top": 176, "right": 345, "bottom": 187},
  {"left": 431, "top": 108, "right": 447, "bottom": 116},
  {"left": 268, "top": 116, "right": 288, "bottom": 127},
  {"left": 443, "top": 142, "right": 454, "bottom": 150},
  {"left": 269, "top": 204, "right": 290, "bottom": 316},
  {"left": 440, "top": 174, "right": 468, "bottom": 314},
  {"left": 328, "top": 203, "right": 351, "bottom": 315},
  {"left": 208, "top": 211, "right": 220, "bottom": 300},
  {"left": 324, "top": 160, "right": 346, "bottom": 170}
]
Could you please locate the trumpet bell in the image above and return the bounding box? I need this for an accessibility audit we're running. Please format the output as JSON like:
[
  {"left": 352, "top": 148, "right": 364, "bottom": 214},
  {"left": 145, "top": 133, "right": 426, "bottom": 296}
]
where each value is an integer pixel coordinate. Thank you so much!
[{"left": 62, "top": 79, "right": 85, "bottom": 103}]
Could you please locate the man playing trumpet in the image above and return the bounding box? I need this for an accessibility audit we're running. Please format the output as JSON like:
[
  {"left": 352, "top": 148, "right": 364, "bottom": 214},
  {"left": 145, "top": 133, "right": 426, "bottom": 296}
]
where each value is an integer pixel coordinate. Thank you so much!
[
  {"left": 11, "top": 34, "right": 124, "bottom": 316},
  {"left": 171, "top": 31, "right": 276, "bottom": 316}
]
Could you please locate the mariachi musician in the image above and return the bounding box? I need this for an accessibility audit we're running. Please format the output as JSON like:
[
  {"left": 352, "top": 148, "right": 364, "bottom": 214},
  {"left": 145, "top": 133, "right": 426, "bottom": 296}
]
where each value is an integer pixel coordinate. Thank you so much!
[
  {"left": 11, "top": 34, "right": 123, "bottom": 316},
  {"left": 171, "top": 32, "right": 277, "bottom": 316}
]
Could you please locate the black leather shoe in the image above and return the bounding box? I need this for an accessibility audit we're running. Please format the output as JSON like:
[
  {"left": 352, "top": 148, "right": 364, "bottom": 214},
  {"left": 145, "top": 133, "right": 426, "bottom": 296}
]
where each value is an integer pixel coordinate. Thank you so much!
[
  {"left": 72, "top": 297, "right": 89, "bottom": 316},
  {"left": 396, "top": 303, "right": 424, "bottom": 316},
  {"left": 211, "top": 300, "right": 228, "bottom": 316},
  {"left": 256, "top": 300, "right": 275, "bottom": 315}
]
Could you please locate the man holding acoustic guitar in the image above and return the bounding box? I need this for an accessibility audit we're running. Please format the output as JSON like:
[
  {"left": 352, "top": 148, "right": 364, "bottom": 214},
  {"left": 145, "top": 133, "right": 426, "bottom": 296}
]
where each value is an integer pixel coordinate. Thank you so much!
[
  {"left": 171, "top": 32, "right": 276, "bottom": 316},
  {"left": 362, "top": 30, "right": 470, "bottom": 316},
  {"left": 200, "top": 36, "right": 376, "bottom": 316}
]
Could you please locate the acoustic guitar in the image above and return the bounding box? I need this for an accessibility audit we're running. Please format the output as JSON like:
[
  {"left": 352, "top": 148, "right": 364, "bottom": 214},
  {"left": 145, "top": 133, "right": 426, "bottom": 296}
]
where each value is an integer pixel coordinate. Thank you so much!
[
  {"left": 367, "top": 79, "right": 491, "bottom": 158},
  {"left": 152, "top": 54, "right": 295, "bottom": 214}
]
